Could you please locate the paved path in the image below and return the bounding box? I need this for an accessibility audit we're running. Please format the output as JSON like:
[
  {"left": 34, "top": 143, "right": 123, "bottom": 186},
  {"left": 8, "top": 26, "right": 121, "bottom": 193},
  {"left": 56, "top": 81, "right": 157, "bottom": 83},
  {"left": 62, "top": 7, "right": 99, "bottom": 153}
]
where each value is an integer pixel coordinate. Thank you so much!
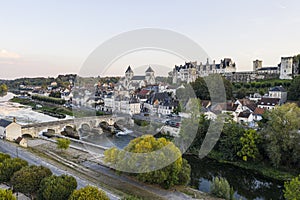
[{"left": 0, "top": 140, "right": 120, "bottom": 200}]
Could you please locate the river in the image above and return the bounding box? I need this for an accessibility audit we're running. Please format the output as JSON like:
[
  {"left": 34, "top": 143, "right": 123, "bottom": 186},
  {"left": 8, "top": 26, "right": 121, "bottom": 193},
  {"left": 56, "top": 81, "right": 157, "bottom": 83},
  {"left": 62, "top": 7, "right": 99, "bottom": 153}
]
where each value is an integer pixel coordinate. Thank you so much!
[
  {"left": 0, "top": 92, "right": 73, "bottom": 124},
  {"left": 185, "top": 155, "right": 284, "bottom": 200}
]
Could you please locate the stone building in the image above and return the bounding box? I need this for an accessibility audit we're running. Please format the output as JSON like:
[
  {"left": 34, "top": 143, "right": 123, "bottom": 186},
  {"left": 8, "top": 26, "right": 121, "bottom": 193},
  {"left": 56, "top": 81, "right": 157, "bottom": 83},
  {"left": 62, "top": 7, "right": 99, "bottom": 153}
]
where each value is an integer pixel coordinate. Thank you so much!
[{"left": 172, "top": 58, "right": 236, "bottom": 84}]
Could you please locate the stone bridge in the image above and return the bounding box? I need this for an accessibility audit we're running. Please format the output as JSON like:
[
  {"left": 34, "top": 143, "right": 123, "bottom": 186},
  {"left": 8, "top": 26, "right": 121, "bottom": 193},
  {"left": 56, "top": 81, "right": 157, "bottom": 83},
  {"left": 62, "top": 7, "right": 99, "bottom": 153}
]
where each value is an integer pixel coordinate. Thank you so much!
[{"left": 21, "top": 116, "right": 119, "bottom": 138}]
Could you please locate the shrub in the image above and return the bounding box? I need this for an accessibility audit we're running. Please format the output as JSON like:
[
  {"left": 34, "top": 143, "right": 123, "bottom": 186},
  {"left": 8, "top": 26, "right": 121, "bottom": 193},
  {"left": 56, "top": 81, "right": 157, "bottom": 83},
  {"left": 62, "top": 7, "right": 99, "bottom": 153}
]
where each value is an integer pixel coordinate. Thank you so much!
[
  {"left": 210, "top": 177, "right": 232, "bottom": 200},
  {"left": 284, "top": 175, "right": 300, "bottom": 200}
]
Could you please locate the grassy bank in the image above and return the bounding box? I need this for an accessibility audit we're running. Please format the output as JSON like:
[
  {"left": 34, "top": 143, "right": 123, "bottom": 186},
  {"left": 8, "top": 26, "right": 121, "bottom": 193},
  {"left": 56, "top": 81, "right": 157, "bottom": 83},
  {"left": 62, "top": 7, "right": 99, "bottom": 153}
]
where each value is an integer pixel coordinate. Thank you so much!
[
  {"left": 207, "top": 150, "right": 296, "bottom": 181},
  {"left": 10, "top": 97, "right": 73, "bottom": 117}
]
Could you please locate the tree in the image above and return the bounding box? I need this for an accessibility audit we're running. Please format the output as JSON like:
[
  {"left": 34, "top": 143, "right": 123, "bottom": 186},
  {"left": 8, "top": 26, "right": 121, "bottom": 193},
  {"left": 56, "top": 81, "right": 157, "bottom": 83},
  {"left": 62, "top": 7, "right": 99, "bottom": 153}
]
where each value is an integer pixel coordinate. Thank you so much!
[
  {"left": 262, "top": 103, "right": 300, "bottom": 167},
  {"left": 218, "top": 119, "right": 244, "bottom": 161},
  {"left": 11, "top": 165, "right": 52, "bottom": 199},
  {"left": 288, "top": 76, "right": 300, "bottom": 101},
  {"left": 0, "top": 189, "right": 16, "bottom": 200},
  {"left": 38, "top": 175, "right": 77, "bottom": 200},
  {"left": 0, "top": 84, "right": 8, "bottom": 95},
  {"left": 69, "top": 186, "right": 109, "bottom": 200},
  {"left": 210, "top": 177, "right": 233, "bottom": 200},
  {"left": 0, "top": 153, "right": 10, "bottom": 163},
  {"left": 104, "top": 135, "right": 191, "bottom": 189},
  {"left": 237, "top": 129, "right": 261, "bottom": 161},
  {"left": 56, "top": 138, "right": 71, "bottom": 151},
  {"left": 191, "top": 75, "right": 233, "bottom": 101},
  {"left": 284, "top": 175, "right": 300, "bottom": 200},
  {"left": 0, "top": 158, "right": 28, "bottom": 183}
]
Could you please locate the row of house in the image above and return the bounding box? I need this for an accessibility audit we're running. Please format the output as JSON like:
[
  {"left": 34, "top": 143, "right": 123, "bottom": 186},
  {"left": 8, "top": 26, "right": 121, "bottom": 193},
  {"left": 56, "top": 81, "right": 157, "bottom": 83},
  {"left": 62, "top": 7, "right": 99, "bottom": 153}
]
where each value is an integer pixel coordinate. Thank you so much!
[{"left": 202, "top": 86, "right": 287, "bottom": 126}]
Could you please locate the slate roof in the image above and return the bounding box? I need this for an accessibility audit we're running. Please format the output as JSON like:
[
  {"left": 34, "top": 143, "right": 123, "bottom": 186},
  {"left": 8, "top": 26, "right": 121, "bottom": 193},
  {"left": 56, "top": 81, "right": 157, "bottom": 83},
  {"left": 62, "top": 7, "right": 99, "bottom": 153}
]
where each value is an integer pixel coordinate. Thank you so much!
[
  {"left": 238, "top": 110, "right": 252, "bottom": 118},
  {"left": 125, "top": 66, "right": 133, "bottom": 73},
  {"left": 145, "top": 66, "right": 154, "bottom": 73},
  {"left": 257, "top": 98, "right": 280, "bottom": 106},
  {"left": 0, "top": 119, "right": 12, "bottom": 128},
  {"left": 131, "top": 76, "right": 145, "bottom": 81},
  {"left": 269, "top": 86, "right": 286, "bottom": 92}
]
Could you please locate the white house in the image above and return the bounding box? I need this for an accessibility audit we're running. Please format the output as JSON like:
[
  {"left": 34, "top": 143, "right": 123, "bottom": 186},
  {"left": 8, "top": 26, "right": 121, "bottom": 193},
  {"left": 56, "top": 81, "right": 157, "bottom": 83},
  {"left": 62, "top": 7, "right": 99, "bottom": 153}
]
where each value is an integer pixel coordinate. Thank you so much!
[
  {"left": 257, "top": 97, "right": 280, "bottom": 110},
  {"left": 0, "top": 118, "right": 22, "bottom": 141},
  {"left": 237, "top": 110, "right": 254, "bottom": 124},
  {"left": 268, "top": 86, "right": 287, "bottom": 104}
]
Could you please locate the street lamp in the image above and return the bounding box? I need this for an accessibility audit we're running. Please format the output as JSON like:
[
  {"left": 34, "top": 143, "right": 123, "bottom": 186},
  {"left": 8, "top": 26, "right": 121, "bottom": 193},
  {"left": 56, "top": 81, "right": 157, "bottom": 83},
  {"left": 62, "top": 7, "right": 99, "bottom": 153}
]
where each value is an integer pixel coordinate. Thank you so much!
[{"left": 16, "top": 146, "right": 19, "bottom": 158}]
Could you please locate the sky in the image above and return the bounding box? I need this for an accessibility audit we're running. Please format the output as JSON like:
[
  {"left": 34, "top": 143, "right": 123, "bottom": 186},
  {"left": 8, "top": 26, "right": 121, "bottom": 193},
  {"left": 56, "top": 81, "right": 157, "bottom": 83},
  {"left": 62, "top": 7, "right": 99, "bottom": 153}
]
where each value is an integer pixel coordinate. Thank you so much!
[{"left": 1, "top": 0, "right": 300, "bottom": 79}]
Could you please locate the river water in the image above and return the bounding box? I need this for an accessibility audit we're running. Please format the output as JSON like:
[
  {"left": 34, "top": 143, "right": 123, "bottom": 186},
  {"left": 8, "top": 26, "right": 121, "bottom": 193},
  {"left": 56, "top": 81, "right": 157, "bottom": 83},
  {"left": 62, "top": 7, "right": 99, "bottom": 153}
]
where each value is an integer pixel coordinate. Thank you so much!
[{"left": 0, "top": 93, "right": 73, "bottom": 125}]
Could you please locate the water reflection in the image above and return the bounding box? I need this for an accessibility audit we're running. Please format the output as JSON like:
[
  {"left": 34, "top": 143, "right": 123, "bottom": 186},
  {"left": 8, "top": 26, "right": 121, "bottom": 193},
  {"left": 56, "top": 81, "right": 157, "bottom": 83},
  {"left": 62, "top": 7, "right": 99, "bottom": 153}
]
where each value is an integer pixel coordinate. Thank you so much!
[{"left": 185, "top": 155, "right": 284, "bottom": 200}]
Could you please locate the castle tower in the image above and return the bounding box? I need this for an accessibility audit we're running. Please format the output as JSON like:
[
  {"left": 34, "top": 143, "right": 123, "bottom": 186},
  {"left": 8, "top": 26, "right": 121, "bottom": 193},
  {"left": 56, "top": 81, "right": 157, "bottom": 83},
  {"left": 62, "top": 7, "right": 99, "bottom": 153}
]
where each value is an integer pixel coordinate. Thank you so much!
[
  {"left": 253, "top": 60, "right": 262, "bottom": 71},
  {"left": 125, "top": 66, "right": 134, "bottom": 79},
  {"left": 145, "top": 66, "right": 155, "bottom": 85},
  {"left": 280, "top": 57, "right": 293, "bottom": 80},
  {"left": 124, "top": 66, "right": 134, "bottom": 89}
]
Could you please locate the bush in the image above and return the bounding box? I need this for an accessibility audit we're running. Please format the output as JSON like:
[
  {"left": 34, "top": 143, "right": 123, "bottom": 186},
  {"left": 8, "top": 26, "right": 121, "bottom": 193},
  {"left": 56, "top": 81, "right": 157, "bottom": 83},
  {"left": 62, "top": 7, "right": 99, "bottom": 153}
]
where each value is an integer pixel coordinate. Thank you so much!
[
  {"left": 284, "top": 175, "right": 300, "bottom": 200},
  {"left": 210, "top": 177, "right": 232, "bottom": 200},
  {"left": 69, "top": 186, "right": 109, "bottom": 200},
  {"left": 0, "top": 189, "right": 16, "bottom": 200}
]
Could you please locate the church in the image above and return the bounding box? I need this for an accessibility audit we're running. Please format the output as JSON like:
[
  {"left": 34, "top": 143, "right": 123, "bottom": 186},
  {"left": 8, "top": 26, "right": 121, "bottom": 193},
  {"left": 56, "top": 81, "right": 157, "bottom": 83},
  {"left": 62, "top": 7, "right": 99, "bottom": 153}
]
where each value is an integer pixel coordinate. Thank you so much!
[{"left": 119, "top": 66, "right": 156, "bottom": 91}]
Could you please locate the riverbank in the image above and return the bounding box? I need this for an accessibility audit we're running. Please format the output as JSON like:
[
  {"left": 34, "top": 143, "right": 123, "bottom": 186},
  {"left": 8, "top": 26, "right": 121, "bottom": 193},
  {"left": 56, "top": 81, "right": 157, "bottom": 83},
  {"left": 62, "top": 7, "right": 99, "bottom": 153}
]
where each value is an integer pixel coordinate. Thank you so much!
[
  {"left": 10, "top": 97, "right": 73, "bottom": 117},
  {"left": 185, "top": 150, "right": 297, "bottom": 182},
  {"left": 28, "top": 138, "right": 218, "bottom": 200}
]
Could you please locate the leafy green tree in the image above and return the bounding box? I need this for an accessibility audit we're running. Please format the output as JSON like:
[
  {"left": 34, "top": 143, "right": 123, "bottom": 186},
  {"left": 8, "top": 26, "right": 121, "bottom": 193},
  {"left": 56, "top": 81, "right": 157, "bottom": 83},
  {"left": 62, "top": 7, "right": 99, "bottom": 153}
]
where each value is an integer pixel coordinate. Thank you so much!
[
  {"left": 218, "top": 119, "right": 244, "bottom": 161},
  {"left": 104, "top": 135, "right": 191, "bottom": 189},
  {"left": 56, "top": 138, "right": 71, "bottom": 151},
  {"left": 0, "top": 158, "right": 28, "bottom": 183},
  {"left": 69, "top": 186, "right": 109, "bottom": 200},
  {"left": 11, "top": 165, "right": 52, "bottom": 198},
  {"left": 0, "top": 153, "right": 10, "bottom": 163},
  {"left": 191, "top": 75, "right": 233, "bottom": 100},
  {"left": 284, "top": 175, "right": 300, "bottom": 200},
  {"left": 237, "top": 129, "right": 261, "bottom": 161},
  {"left": 0, "top": 189, "right": 16, "bottom": 200},
  {"left": 262, "top": 103, "right": 300, "bottom": 167},
  {"left": 38, "top": 175, "right": 77, "bottom": 200},
  {"left": 288, "top": 76, "right": 300, "bottom": 101}
]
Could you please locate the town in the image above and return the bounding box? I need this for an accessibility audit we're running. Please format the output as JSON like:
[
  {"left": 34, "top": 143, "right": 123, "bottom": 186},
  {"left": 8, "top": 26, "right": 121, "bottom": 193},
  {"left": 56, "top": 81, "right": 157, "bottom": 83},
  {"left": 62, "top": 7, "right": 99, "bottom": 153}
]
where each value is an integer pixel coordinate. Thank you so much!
[{"left": 0, "top": 53, "right": 300, "bottom": 200}]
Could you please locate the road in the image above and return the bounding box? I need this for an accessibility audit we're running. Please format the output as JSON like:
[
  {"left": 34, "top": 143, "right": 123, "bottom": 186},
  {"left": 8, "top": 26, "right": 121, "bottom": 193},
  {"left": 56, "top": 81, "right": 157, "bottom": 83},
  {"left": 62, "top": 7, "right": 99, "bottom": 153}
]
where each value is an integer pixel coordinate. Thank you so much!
[{"left": 0, "top": 140, "right": 119, "bottom": 200}]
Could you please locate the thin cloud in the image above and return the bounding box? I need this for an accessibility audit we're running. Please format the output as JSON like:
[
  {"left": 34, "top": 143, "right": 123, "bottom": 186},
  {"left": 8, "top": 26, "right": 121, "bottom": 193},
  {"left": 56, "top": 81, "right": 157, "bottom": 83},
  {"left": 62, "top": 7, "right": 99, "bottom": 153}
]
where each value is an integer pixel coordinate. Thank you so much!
[{"left": 0, "top": 49, "right": 21, "bottom": 59}]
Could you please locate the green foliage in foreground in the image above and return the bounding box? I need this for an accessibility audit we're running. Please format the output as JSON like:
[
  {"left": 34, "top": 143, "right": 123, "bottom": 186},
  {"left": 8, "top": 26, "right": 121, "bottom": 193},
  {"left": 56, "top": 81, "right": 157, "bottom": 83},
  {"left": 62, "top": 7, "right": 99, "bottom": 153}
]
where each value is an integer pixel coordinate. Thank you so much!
[
  {"left": 0, "top": 189, "right": 16, "bottom": 200},
  {"left": 38, "top": 175, "right": 77, "bottom": 200},
  {"left": 104, "top": 135, "right": 191, "bottom": 189},
  {"left": 0, "top": 153, "right": 10, "bottom": 163},
  {"left": 0, "top": 158, "right": 28, "bottom": 183},
  {"left": 11, "top": 165, "right": 52, "bottom": 198},
  {"left": 210, "top": 177, "right": 233, "bottom": 200},
  {"left": 284, "top": 175, "right": 300, "bottom": 200},
  {"left": 69, "top": 186, "right": 109, "bottom": 200}
]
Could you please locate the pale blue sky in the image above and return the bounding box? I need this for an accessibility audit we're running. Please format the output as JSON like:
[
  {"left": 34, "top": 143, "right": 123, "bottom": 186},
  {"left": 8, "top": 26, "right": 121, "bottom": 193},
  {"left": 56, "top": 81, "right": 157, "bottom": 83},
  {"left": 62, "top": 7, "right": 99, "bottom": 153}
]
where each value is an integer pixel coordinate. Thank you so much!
[{"left": 0, "top": 0, "right": 300, "bottom": 79}]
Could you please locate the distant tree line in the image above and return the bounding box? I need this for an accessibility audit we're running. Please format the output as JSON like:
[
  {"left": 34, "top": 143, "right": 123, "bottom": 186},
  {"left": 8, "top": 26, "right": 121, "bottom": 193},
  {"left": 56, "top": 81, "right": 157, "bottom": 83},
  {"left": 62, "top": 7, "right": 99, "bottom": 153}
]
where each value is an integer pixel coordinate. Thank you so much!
[{"left": 32, "top": 95, "right": 66, "bottom": 105}]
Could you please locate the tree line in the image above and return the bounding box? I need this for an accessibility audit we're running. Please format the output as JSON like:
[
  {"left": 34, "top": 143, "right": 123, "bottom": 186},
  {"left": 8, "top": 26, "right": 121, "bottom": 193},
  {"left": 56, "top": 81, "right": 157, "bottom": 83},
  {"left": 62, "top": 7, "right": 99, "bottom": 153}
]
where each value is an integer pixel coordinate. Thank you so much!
[{"left": 0, "top": 152, "right": 109, "bottom": 200}]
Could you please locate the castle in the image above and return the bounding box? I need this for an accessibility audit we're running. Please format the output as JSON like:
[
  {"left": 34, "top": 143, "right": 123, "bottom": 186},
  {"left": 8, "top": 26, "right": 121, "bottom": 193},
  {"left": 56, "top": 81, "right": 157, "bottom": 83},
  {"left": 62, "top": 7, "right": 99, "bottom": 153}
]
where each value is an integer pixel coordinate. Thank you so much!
[
  {"left": 172, "top": 58, "right": 236, "bottom": 83},
  {"left": 171, "top": 56, "right": 299, "bottom": 83}
]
